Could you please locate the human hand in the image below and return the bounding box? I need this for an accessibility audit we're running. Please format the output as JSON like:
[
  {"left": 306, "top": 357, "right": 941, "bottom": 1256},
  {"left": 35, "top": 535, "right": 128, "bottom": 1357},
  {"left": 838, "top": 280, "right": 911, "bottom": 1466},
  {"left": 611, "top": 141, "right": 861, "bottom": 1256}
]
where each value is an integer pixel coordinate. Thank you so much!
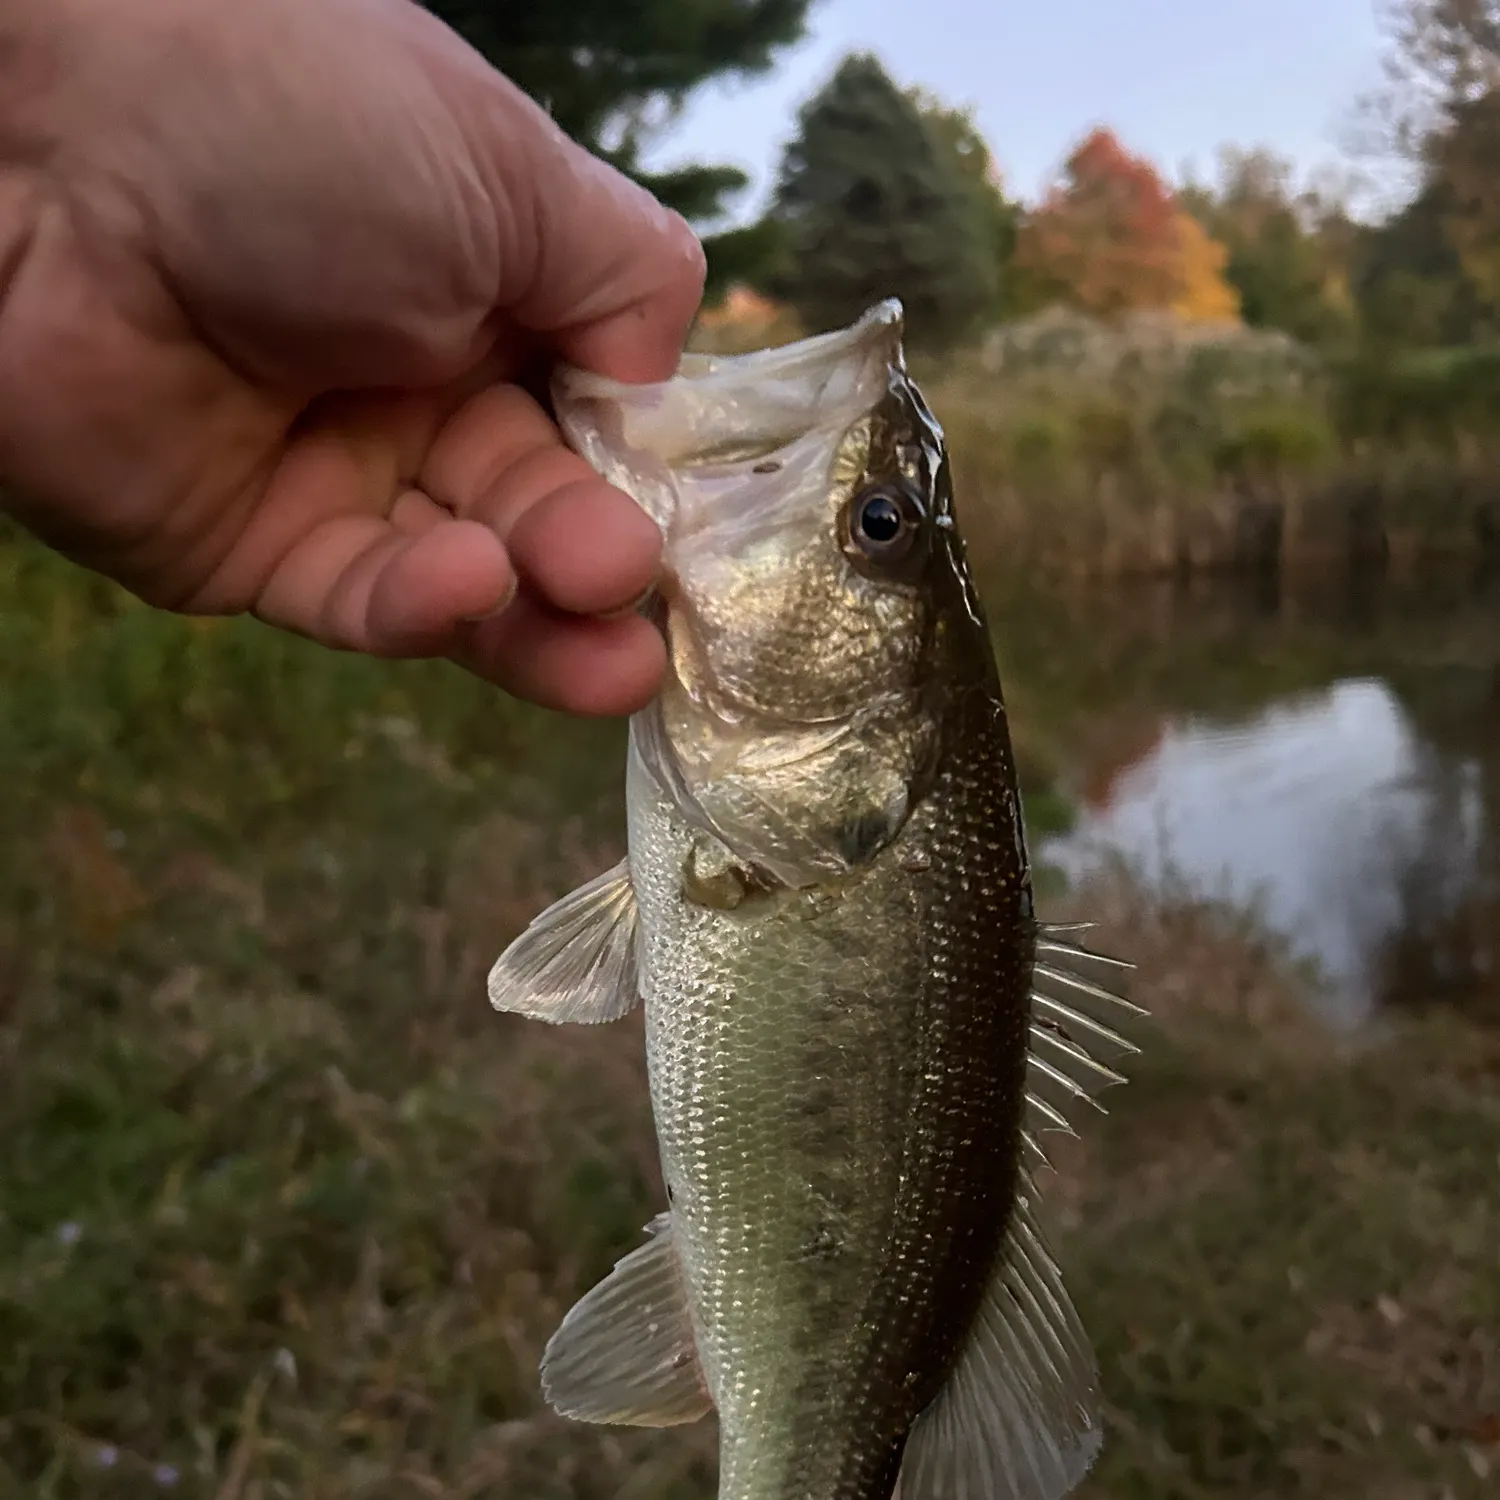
[{"left": 0, "top": 0, "right": 704, "bottom": 715}]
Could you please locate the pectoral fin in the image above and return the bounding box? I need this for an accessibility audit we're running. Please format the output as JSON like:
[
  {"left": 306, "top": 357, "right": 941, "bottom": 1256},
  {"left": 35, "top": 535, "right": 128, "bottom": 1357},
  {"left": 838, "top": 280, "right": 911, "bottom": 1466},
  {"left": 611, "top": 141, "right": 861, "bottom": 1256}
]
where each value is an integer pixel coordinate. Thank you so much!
[
  {"left": 487, "top": 859, "right": 641, "bottom": 1025},
  {"left": 541, "top": 1212, "right": 713, "bottom": 1428},
  {"left": 897, "top": 1179, "right": 1103, "bottom": 1500}
]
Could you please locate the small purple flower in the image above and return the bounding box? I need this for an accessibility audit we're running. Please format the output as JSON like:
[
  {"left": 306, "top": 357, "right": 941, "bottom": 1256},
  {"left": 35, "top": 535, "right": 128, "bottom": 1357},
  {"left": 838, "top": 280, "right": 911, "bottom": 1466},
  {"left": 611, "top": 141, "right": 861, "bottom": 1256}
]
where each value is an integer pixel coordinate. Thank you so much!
[
  {"left": 153, "top": 1464, "right": 180, "bottom": 1488},
  {"left": 95, "top": 1446, "right": 119, "bottom": 1469},
  {"left": 56, "top": 1222, "right": 83, "bottom": 1247}
]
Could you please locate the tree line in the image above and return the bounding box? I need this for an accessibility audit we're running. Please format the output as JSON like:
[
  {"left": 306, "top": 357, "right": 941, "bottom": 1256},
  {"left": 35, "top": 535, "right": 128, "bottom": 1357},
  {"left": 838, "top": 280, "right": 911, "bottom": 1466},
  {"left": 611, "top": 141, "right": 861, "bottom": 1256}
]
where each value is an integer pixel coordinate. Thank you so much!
[{"left": 420, "top": 0, "right": 1499, "bottom": 357}]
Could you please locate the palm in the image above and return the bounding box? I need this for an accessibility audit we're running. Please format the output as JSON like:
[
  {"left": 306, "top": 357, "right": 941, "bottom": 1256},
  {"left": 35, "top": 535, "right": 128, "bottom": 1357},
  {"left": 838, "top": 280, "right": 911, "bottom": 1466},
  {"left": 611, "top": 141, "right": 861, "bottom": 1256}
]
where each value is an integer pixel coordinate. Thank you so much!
[{"left": 0, "top": 0, "right": 703, "bottom": 718}]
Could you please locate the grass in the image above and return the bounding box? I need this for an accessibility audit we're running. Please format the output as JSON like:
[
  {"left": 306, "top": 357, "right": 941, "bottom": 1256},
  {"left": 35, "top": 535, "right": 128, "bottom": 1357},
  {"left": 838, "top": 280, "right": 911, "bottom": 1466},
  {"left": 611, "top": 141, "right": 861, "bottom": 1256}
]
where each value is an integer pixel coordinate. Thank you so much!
[{"left": 3, "top": 527, "right": 1497, "bottom": 1498}]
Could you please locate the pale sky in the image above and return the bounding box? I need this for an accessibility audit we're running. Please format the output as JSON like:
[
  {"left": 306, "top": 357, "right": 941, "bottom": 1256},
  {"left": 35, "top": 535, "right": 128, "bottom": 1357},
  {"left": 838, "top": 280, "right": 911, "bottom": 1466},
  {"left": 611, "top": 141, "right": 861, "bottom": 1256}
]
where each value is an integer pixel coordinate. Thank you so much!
[{"left": 640, "top": 0, "right": 1400, "bottom": 223}]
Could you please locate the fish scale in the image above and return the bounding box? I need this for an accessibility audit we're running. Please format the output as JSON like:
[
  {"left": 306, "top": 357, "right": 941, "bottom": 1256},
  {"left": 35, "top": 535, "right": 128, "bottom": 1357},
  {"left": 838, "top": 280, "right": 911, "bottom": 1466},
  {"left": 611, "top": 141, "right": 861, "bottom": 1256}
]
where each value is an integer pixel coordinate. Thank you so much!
[{"left": 488, "top": 301, "right": 1146, "bottom": 1500}]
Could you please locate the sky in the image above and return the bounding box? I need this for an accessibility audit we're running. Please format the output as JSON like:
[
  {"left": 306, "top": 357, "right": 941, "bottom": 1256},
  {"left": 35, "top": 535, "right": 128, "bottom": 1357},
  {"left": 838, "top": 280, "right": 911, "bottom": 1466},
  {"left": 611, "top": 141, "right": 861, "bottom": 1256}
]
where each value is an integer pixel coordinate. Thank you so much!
[{"left": 639, "top": 0, "right": 1403, "bottom": 224}]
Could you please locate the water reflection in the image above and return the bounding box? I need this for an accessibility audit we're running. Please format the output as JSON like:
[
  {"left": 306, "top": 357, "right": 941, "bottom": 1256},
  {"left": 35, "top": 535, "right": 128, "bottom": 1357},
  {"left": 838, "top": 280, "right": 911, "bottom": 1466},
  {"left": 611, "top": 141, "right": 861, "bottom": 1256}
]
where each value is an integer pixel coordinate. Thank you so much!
[{"left": 1041, "top": 673, "right": 1498, "bottom": 1029}]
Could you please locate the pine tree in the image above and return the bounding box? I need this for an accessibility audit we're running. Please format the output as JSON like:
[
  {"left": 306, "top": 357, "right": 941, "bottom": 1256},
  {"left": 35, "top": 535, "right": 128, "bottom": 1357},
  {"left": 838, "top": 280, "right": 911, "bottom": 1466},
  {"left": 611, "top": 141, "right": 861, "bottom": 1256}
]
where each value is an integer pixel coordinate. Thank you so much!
[
  {"left": 417, "top": 0, "right": 812, "bottom": 225},
  {"left": 767, "top": 55, "right": 1002, "bottom": 350}
]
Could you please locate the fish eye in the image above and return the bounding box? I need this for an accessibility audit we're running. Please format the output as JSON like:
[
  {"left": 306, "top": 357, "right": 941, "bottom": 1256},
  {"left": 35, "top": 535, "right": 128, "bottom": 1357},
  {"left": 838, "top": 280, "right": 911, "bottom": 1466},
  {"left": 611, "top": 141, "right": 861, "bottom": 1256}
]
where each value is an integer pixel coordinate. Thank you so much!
[
  {"left": 847, "top": 480, "right": 924, "bottom": 563},
  {"left": 858, "top": 494, "right": 903, "bottom": 544}
]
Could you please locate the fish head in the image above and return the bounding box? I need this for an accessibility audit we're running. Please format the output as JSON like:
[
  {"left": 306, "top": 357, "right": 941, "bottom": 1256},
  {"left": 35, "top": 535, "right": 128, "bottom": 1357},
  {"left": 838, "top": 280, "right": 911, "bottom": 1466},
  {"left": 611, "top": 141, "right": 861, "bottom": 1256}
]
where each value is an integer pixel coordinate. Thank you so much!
[{"left": 553, "top": 301, "right": 994, "bottom": 887}]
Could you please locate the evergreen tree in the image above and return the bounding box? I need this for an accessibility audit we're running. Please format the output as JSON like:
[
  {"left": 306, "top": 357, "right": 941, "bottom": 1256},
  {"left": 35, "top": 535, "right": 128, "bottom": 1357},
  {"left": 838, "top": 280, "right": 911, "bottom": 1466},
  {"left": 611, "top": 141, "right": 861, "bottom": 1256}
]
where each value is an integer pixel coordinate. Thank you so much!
[
  {"left": 417, "top": 0, "right": 812, "bottom": 225},
  {"left": 906, "top": 88, "right": 1019, "bottom": 318},
  {"left": 1353, "top": 179, "right": 1497, "bottom": 346},
  {"left": 767, "top": 55, "right": 1002, "bottom": 350}
]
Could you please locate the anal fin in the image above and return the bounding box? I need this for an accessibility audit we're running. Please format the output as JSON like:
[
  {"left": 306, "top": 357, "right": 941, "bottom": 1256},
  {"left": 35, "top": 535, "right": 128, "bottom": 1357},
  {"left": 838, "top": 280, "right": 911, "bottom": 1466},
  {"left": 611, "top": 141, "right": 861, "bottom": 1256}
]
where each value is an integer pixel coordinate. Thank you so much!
[
  {"left": 487, "top": 858, "right": 641, "bottom": 1025},
  {"left": 898, "top": 1179, "right": 1103, "bottom": 1500},
  {"left": 541, "top": 1212, "right": 713, "bottom": 1428}
]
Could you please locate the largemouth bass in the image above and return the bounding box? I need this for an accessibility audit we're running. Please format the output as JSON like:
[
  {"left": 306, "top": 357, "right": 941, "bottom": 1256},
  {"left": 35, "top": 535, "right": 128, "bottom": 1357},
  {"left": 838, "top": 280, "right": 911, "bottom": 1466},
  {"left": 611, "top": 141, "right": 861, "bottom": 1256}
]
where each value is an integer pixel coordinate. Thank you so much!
[{"left": 489, "top": 301, "right": 1143, "bottom": 1500}]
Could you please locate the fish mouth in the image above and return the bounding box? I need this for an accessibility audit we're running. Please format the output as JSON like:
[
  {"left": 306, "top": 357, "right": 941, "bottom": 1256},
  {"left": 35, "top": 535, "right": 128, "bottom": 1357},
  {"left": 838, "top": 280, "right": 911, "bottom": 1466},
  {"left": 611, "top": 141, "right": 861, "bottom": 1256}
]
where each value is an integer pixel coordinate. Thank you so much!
[
  {"left": 667, "top": 297, "right": 905, "bottom": 396},
  {"left": 549, "top": 301, "right": 909, "bottom": 533}
]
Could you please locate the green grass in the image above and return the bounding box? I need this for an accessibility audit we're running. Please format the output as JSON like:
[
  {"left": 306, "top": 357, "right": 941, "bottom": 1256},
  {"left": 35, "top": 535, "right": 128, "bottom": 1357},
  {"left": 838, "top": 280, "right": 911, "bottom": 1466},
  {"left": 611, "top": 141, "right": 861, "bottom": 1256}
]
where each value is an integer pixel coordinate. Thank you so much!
[{"left": 2, "top": 527, "right": 1497, "bottom": 1497}]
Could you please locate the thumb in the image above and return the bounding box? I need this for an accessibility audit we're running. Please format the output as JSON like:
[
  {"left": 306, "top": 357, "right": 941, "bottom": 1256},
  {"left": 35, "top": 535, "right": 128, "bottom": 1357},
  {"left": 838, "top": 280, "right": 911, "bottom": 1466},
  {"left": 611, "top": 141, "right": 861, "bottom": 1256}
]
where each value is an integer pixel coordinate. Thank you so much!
[{"left": 468, "top": 73, "right": 708, "bottom": 383}]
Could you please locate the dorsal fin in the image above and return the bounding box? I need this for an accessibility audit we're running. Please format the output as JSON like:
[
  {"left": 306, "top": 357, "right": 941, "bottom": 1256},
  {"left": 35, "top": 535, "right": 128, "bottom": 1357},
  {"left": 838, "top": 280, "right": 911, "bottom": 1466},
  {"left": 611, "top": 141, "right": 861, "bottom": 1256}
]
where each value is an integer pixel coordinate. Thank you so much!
[{"left": 1023, "top": 923, "right": 1145, "bottom": 1170}]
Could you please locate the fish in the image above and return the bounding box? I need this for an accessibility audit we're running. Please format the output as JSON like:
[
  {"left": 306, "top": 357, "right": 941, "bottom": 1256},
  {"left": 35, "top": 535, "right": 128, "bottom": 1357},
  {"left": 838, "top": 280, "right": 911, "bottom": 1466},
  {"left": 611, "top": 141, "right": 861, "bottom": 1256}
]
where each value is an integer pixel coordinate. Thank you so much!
[{"left": 488, "top": 300, "right": 1144, "bottom": 1500}]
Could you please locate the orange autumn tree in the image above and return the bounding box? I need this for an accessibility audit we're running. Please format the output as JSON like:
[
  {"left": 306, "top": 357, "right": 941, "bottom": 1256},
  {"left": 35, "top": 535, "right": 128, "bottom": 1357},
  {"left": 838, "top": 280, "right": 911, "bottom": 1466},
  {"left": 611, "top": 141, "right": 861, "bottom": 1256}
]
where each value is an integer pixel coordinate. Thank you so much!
[
  {"left": 1170, "top": 207, "right": 1242, "bottom": 323},
  {"left": 1013, "top": 126, "right": 1239, "bottom": 323}
]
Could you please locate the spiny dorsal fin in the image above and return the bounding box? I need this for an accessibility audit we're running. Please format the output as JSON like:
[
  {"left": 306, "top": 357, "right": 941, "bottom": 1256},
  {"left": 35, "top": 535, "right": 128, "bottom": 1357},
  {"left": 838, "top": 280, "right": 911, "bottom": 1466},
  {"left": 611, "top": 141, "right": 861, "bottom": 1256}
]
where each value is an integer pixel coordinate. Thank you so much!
[
  {"left": 541, "top": 1212, "right": 713, "bottom": 1428},
  {"left": 487, "top": 859, "right": 641, "bottom": 1025},
  {"left": 1024, "top": 923, "right": 1145, "bottom": 1168},
  {"left": 897, "top": 1175, "right": 1103, "bottom": 1500}
]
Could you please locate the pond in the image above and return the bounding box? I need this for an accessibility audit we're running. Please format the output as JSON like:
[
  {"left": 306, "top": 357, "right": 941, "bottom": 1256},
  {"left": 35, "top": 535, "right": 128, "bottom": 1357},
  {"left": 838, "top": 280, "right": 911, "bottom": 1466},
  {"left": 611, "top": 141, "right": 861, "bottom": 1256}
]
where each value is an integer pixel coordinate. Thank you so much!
[{"left": 1007, "top": 566, "right": 1500, "bottom": 1029}]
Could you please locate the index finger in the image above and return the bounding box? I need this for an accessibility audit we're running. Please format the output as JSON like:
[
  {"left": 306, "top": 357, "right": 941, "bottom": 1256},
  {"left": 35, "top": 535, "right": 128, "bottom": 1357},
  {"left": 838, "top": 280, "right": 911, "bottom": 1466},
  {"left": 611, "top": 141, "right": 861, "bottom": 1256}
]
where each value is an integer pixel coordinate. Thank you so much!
[{"left": 421, "top": 383, "right": 662, "bottom": 617}]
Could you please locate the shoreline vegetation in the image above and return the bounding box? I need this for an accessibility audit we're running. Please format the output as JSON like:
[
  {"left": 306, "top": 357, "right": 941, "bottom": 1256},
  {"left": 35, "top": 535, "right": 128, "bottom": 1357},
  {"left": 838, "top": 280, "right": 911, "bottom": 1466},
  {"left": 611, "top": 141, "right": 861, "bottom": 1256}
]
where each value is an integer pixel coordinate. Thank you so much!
[
  {"left": 2, "top": 529, "right": 1496, "bottom": 1496},
  {"left": 690, "top": 305, "right": 1500, "bottom": 583}
]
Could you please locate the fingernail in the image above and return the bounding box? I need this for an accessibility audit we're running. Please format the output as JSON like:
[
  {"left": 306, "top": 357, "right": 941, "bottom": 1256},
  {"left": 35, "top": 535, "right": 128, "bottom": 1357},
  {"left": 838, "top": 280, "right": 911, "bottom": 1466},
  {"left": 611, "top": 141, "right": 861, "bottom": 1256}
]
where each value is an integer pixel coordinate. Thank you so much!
[
  {"left": 461, "top": 575, "right": 518, "bottom": 623},
  {"left": 598, "top": 585, "right": 660, "bottom": 622}
]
